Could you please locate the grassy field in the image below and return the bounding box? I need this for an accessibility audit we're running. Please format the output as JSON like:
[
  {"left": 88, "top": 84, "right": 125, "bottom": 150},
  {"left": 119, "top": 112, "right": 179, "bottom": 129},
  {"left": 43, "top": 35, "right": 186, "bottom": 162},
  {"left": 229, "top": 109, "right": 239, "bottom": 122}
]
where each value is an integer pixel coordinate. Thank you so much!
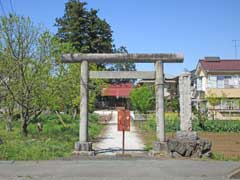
[
  {"left": 135, "top": 112, "right": 240, "bottom": 160},
  {"left": 0, "top": 113, "right": 103, "bottom": 160}
]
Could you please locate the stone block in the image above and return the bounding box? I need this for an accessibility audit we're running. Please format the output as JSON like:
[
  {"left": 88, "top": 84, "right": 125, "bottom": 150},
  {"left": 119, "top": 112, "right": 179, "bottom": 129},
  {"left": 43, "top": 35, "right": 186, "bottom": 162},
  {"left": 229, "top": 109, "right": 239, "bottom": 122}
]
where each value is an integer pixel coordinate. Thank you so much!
[
  {"left": 176, "top": 131, "right": 198, "bottom": 141},
  {"left": 185, "top": 144, "right": 194, "bottom": 157},
  {"left": 175, "top": 143, "right": 186, "bottom": 155},
  {"left": 75, "top": 142, "right": 92, "bottom": 151},
  {"left": 167, "top": 137, "right": 211, "bottom": 158},
  {"left": 153, "top": 141, "right": 168, "bottom": 152},
  {"left": 167, "top": 139, "right": 179, "bottom": 152},
  {"left": 202, "top": 151, "right": 212, "bottom": 158},
  {"left": 191, "top": 149, "right": 202, "bottom": 158},
  {"left": 73, "top": 151, "right": 95, "bottom": 156},
  {"left": 171, "top": 152, "right": 182, "bottom": 158}
]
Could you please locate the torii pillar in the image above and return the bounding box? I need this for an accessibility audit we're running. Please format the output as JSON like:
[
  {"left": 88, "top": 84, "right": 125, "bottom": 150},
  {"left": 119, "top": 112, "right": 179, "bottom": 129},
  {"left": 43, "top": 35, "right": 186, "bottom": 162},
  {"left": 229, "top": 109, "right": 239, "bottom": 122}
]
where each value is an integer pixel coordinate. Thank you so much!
[
  {"left": 61, "top": 53, "right": 183, "bottom": 153},
  {"left": 155, "top": 61, "right": 165, "bottom": 142}
]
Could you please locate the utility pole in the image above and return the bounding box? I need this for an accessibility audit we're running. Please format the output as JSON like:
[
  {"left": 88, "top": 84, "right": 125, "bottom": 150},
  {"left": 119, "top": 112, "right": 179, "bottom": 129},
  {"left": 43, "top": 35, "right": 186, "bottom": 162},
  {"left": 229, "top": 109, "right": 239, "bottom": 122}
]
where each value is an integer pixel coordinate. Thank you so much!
[{"left": 232, "top": 40, "right": 240, "bottom": 59}]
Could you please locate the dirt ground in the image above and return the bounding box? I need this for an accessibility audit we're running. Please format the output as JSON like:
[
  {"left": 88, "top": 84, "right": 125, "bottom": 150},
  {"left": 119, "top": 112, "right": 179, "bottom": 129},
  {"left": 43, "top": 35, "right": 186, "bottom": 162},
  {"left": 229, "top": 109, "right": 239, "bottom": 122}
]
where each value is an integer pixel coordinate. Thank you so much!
[
  {"left": 198, "top": 132, "right": 240, "bottom": 159},
  {"left": 140, "top": 130, "right": 240, "bottom": 159}
]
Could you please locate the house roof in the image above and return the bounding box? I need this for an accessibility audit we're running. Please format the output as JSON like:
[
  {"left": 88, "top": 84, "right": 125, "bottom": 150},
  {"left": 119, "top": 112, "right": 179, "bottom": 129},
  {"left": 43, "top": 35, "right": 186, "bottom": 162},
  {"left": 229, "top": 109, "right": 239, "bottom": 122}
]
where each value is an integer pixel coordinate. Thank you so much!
[
  {"left": 101, "top": 83, "right": 133, "bottom": 97},
  {"left": 199, "top": 59, "right": 240, "bottom": 72}
]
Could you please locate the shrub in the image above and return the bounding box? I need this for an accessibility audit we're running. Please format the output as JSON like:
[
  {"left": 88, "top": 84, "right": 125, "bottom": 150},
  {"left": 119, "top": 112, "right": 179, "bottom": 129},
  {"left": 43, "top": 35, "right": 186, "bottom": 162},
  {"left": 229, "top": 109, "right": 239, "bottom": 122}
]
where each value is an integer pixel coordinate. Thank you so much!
[
  {"left": 193, "top": 119, "right": 240, "bottom": 132},
  {"left": 130, "top": 86, "right": 155, "bottom": 113}
]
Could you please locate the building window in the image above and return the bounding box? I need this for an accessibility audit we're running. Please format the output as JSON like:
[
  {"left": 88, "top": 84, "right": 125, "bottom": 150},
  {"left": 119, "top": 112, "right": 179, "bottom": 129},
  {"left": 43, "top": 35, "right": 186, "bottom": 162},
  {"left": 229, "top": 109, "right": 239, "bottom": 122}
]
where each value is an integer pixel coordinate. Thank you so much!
[
  {"left": 208, "top": 75, "right": 217, "bottom": 88},
  {"left": 217, "top": 75, "right": 224, "bottom": 88},
  {"left": 233, "top": 75, "right": 239, "bottom": 88},
  {"left": 208, "top": 75, "right": 240, "bottom": 89},
  {"left": 224, "top": 75, "right": 239, "bottom": 88},
  {"left": 196, "top": 77, "right": 202, "bottom": 91}
]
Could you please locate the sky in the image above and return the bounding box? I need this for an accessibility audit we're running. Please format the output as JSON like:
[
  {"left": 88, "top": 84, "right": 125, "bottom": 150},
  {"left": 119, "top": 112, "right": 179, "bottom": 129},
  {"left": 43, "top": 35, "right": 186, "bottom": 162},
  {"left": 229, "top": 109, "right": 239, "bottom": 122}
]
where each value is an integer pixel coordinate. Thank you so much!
[{"left": 0, "top": 0, "right": 240, "bottom": 75}]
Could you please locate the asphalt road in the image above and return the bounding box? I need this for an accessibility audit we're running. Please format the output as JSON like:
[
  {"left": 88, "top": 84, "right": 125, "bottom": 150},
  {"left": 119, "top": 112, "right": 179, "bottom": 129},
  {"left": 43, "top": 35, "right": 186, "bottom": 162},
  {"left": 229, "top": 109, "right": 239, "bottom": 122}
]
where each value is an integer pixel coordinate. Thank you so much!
[{"left": 0, "top": 159, "right": 239, "bottom": 180}]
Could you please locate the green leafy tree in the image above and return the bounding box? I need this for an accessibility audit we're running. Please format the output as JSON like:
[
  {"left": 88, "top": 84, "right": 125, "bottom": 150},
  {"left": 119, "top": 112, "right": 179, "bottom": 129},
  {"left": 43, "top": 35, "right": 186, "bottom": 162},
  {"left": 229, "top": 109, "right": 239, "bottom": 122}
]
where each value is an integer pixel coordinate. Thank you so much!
[
  {"left": 206, "top": 91, "right": 224, "bottom": 120},
  {"left": 110, "top": 46, "right": 136, "bottom": 71},
  {"left": 0, "top": 15, "right": 53, "bottom": 136},
  {"left": 55, "top": 0, "right": 112, "bottom": 112},
  {"left": 55, "top": 0, "right": 113, "bottom": 53},
  {"left": 130, "top": 86, "right": 155, "bottom": 114}
]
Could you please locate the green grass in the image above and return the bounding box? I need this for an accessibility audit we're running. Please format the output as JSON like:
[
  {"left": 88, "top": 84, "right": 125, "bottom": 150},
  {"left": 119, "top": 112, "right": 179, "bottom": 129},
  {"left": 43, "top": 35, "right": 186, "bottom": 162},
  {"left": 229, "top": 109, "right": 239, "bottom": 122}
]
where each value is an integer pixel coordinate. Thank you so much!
[
  {"left": 0, "top": 113, "right": 103, "bottom": 160},
  {"left": 211, "top": 152, "right": 240, "bottom": 161}
]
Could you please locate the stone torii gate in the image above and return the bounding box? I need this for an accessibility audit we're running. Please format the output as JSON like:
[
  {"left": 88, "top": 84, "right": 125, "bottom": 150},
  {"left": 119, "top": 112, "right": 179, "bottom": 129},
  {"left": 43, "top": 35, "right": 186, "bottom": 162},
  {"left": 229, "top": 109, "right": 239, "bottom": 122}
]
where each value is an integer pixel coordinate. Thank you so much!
[{"left": 61, "top": 53, "right": 184, "bottom": 153}]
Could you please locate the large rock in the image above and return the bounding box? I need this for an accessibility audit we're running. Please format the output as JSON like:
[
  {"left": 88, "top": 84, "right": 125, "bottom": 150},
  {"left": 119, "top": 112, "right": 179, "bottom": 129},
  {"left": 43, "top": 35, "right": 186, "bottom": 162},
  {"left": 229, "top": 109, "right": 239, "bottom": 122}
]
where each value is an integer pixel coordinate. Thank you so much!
[
  {"left": 167, "top": 138, "right": 211, "bottom": 158},
  {"left": 175, "top": 143, "right": 187, "bottom": 155}
]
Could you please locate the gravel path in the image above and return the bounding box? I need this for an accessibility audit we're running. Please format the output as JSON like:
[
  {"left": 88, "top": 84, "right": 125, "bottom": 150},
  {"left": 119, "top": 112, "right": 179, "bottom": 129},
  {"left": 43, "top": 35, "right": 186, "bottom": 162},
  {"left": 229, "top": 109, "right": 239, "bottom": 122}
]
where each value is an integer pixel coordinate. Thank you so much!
[{"left": 94, "top": 110, "right": 145, "bottom": 154}]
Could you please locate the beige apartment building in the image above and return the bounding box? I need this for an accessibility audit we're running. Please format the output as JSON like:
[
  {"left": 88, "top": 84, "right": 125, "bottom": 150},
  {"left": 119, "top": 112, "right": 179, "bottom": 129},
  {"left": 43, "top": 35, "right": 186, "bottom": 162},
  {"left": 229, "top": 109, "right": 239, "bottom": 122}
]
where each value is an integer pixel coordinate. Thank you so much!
[{"left": 194, "top": 57, "right": 240, "bottom": 120}]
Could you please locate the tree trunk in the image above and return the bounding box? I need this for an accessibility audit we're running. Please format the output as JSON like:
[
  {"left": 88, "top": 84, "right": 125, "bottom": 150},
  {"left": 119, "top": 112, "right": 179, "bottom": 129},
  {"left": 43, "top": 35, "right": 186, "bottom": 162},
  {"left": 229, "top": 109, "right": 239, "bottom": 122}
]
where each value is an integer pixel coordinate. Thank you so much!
[
  {"left": 21, "top": 120, "right": 28, "bottom": 136},
  {"left": 5, "top": 106, "right": 13, "bottom": 132},
  {"left": 21, "top": 112, "right": 29, "bottom": 136}
]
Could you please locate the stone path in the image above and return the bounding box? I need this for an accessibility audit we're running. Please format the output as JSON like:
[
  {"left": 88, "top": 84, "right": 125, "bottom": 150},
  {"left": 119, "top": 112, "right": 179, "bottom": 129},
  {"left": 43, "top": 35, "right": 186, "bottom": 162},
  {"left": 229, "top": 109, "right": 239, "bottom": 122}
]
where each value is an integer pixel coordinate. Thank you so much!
[{"left": 94, "top": 110, "right": 145, "bottom": 155}]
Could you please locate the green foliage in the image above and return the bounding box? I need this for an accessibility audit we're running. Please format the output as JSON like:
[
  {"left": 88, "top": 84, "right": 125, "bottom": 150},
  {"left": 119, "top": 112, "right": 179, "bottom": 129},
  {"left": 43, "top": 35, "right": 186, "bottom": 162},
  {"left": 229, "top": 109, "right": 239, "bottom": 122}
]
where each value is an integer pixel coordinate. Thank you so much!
[
  {"left": 108, "top": 46, "right": 136, "bottom": 83},
  {"left": 137, "top": 112, "right": 240, "bottom": 133},
  {"left": 206, "top": 91, "right": 226, "bottom": 120},
  {"left": 193, "top": 119, "right": 240, "bottom": 132},
  {"left": 0, "top": 14, "right": 54, "bottom": 135},
  {"left": 130, "top": 86, "right": 155, "bottom": 113},
  {"left": 137, "top": 113, "right": 180, "bottom": 133},
  {"left": 55, "top": 0, "right": 113, "bottom": 53},
  {"left": 0, "top": 113, "right": 103, "bottom": 160},
  {"left": 211, "top": 152, "right": 240, "bottom": 161},
  {"left": 165, "top": 97, "right": 180, "bottom": 112}
]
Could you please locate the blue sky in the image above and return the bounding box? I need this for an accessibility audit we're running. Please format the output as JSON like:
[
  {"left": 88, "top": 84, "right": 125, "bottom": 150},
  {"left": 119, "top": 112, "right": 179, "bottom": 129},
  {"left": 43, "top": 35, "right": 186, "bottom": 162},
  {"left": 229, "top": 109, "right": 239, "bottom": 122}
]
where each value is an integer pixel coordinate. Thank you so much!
[{"left": 1, "top": 0, "right": 240, "bottom": 75}]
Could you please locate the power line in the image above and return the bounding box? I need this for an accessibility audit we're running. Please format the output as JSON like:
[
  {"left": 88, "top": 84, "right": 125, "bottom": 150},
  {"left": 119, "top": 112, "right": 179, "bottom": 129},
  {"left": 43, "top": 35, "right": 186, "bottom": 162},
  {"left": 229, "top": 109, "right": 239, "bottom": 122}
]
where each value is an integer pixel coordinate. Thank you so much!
[{"left": 232, "top": 40, "right": 240, "bottom": 59}]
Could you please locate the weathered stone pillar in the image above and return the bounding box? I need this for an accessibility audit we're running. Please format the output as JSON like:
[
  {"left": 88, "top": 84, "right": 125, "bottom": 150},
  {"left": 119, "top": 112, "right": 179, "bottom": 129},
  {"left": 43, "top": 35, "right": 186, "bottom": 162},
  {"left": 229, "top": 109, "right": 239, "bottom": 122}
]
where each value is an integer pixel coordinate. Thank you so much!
[
  {"left": 80, "top": 60, "right": 88, "bottom": 142},
  {"left": 177, "top": 72, "right": 197, "bottom": 141},
  {"left": 155, "top": 61, "right": 165, "bottom": 142},
  {"left": 179, "top": 72, "right": 192, "bottom": 131},
  {"left": 151, "top": 61, "right": 168, "bottom": 155},
  {"left": 75, "top": 60, "right": 92, "bottom": 152}
]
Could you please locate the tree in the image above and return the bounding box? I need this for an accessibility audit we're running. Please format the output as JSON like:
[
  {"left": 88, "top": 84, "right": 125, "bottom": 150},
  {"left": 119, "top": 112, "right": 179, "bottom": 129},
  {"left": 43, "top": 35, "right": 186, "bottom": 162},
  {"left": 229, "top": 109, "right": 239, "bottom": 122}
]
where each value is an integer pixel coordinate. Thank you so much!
[
  {"left": 0, "top": 15, "right": 53, "bottom": 136},
  {"left": 55, "top": 0, "right": 112, "bottom": 112},
  {"left": 108, "top": 46, "right": 136, "bottom": 83},
  {"left": 130, "top": 86, "right": 155, "bottom": 114},
  {"left": 110, "top": 46, "right": 136, "bottom": 71},
  {"left": 55, "top": 0, "right": 113, "bottom": 53},
  {"left": 205, "top": 91, "right": 225, "bottom": 120}
]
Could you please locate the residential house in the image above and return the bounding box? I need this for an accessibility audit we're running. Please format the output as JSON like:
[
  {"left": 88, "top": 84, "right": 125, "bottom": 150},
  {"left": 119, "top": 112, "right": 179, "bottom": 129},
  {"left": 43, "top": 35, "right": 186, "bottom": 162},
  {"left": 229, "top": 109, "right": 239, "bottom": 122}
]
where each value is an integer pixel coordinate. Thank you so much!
[{"left": 194, "top": 57, "right": 240, "bottom": 120}]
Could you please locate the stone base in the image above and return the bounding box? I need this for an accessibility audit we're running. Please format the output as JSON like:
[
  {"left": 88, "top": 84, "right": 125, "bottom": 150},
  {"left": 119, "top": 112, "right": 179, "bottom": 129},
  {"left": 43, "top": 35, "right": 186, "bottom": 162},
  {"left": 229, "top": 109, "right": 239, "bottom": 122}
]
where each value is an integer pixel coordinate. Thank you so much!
[
  {"left": 149, "top": 150, "right": 169, "bottom": 157},
  {"left": 153, "top": 141, "right": 168, "bottom": 152},
  {"left": 73, "top": 150, "right": 95, "bottom": 156},
  {"left": 168, "top": 138, "right": 212, "bottom": 158},
  {"left": 176, "top": 131, "right": 198, "bottom": 141},
  {"left": 75, "top": 142, "right": 92, "bottom": 151}
]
